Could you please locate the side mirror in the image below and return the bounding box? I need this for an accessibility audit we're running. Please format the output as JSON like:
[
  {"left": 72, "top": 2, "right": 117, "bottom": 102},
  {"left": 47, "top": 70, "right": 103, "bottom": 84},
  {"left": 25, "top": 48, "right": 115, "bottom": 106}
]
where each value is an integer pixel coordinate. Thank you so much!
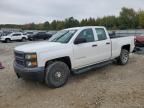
[{"left": 74, "top": 38, "right": 87, "bottom": 44}]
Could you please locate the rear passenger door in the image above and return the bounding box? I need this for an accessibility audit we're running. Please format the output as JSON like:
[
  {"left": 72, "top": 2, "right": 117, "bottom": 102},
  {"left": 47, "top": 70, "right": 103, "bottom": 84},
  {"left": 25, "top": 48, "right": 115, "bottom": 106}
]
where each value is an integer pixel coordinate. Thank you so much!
[
  {"left": 17, "top": 33, "right": 23, "bottom": 40},
  {"left": 94, "top": 28, "right": 111, "bottom": 61},
  {"left": 36, "top": 33, "right": 41, "bottom": 39}
]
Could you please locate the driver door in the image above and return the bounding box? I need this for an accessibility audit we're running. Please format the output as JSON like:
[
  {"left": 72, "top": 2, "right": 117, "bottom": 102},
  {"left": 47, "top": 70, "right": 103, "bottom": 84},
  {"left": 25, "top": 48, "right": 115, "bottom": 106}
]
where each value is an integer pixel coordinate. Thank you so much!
[
  {"left": 73, "top": 28, "right": 98, "bottom": 69},
  {"left": 11, "top": 33, "right": 21, "bottom": 40}
]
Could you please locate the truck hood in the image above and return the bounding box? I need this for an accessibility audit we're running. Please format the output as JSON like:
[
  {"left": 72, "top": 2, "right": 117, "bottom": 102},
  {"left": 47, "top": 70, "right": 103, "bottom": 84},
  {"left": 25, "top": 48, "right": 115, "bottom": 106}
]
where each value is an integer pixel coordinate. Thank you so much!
[{"left": 15, "top": 42, "right": 66, "bottom": 53}]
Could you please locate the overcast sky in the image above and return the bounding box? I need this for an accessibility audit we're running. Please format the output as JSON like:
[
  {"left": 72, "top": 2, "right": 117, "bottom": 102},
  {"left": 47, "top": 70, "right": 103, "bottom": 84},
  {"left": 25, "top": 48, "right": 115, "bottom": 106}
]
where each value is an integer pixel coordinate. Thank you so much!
[{"left": 0, "top": 0, "right": 144, "bottom": 24}]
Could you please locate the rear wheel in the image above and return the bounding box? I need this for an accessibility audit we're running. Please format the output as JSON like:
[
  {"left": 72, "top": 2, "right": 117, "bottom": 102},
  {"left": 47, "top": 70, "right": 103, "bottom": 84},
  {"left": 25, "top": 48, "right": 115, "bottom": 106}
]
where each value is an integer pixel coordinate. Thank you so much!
[
  {"left": 5, "top": 38, "right": 11, "bottom": 43},
  {"left": 32, "top": 38, "right": 36, "bottom": 41},
  {"left": 45, "top": 61, "right": 70, "bottom": 88},
  {"left": 21, "top": 37, "right": 26, "bottom": 42},
  {"left": 117, "top": 49, "right": 129, "bottom": 65}
]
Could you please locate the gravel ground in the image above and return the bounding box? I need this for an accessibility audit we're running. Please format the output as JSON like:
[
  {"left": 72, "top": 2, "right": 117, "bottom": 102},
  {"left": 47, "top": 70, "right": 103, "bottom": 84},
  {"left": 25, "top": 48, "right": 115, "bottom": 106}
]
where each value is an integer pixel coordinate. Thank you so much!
[{"left": 0, "top": 41, "right": 144, "bottom": 108}]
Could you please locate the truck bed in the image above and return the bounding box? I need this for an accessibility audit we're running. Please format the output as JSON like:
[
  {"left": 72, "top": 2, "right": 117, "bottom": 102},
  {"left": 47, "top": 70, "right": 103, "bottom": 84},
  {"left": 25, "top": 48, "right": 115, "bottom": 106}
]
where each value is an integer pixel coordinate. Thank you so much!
[
  {"left": 110, "top": 35, "right": 133, "bottom": 39},
  {"left": 110, "top": 35, "right": 135, "bottom": 59}
]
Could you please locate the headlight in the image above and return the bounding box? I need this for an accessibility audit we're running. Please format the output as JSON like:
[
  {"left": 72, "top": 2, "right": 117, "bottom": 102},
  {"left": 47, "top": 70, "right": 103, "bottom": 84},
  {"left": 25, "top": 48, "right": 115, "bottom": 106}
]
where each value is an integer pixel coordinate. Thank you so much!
[
  {"left": 25, "top": 61, "right": 37, "bottom": 67},
  {"left": 25, "top": 53, "right": 37, "bottom": 60},
  {"left": 25, "top": 53, "right": 37, "bottom": 68}
]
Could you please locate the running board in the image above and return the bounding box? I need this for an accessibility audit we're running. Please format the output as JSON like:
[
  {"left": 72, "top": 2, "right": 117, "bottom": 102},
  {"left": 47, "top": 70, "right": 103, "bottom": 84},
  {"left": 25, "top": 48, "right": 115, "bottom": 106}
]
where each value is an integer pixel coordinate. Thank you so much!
[{"left": 72, "top": 60, "right": 112, "bottom": 74}]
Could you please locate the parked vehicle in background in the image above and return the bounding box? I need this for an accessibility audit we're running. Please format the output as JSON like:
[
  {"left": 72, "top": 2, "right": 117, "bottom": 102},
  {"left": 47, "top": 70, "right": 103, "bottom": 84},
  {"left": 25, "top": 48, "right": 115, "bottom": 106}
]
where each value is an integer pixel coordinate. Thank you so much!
[
  {"left": 28, "top": 32, "right": 52, "bottom": 41},
  {"left": 24, "top": 32, "right": 34, "bottom": 37},
  {"left": 14, "top": 26, "right": 135, "bottom": 88},
  {"left": 47, "top": 31, "right": 57, "bottom": 36},
  {"left": 134, "top": 34, "right": 144, "bottom": 47},
  {"left": 0, "top": 32, "right": 2, "bottom": 37},
  {"left": 0, "top": 32, "right": 28, "bottom": 43},
  {"left": 1, "top": 31, "right": 12, "bottom": 37}
]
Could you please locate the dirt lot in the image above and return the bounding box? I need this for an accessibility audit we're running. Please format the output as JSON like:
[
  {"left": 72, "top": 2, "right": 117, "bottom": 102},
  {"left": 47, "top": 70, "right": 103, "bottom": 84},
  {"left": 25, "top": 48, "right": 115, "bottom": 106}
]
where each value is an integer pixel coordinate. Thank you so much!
[{"left": 0, "top": 41, "right": 144, "bottom": 108}]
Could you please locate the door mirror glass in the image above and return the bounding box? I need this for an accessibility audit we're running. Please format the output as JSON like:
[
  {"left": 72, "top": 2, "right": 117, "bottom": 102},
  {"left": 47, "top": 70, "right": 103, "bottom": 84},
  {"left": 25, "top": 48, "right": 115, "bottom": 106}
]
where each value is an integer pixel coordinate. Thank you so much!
[{"left": 74, "top": 38, "right": 87, "bottom": 44}]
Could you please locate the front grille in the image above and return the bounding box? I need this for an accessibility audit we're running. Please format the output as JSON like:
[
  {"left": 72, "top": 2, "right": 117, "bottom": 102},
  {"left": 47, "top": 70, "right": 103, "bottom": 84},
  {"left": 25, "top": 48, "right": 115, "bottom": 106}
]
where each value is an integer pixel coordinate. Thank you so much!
[
  {"left": 14, "top": 51, "right": 25, "bottom": 66},
  {"left": 15, "top": 51, "right": 24, "bottom": 58},
  {"left": 16, "top": 59, "right": 25, "bottom": 66}
]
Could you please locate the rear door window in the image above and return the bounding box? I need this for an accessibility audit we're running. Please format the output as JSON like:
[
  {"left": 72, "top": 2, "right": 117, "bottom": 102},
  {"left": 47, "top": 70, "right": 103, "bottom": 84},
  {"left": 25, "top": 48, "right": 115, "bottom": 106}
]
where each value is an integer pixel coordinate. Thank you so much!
[{"left": 95, "top": 28, "right": 107, "bottom": 41}]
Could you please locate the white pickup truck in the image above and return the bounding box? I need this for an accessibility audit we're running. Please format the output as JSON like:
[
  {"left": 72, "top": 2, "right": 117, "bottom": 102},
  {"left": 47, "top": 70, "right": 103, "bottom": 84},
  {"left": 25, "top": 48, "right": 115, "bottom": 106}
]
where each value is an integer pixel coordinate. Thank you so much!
[
  {"left": 14, "top": 26, "right": 135, "bottom": 88},
  {"left": 0, "top": 32, "right": 28, "bottom": 43}
]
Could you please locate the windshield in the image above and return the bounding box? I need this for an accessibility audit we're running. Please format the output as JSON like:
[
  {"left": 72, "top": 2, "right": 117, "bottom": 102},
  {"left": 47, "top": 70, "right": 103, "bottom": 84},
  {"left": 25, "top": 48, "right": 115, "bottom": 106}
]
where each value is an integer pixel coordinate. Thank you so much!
[{"left": 49, "top": 30, "right": 77, "bottom": 43}]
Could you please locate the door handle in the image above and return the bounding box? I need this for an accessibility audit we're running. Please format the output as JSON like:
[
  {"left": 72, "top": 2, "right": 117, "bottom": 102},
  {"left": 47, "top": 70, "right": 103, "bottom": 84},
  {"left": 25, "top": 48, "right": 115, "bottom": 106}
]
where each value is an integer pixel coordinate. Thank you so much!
[
  {"left": 106, "top": 42, "right": 110, "bottom": 45},
  {"left": 92, "top": 44, "right": 98, "bottom": 47}
]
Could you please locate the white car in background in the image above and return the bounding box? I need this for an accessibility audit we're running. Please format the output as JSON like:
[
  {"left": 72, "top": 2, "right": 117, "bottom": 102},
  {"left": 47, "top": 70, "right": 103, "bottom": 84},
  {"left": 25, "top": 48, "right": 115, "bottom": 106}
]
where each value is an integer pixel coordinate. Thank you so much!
[{"left": 0, "top": 32, "right": 28, "bottom": 43}]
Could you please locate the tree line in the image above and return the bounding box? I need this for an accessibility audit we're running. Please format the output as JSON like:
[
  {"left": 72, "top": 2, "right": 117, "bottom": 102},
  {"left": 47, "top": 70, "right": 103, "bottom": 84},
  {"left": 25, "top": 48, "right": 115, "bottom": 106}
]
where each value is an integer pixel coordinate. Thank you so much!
[{"left": 0, "top": 7, "right": 144, "bottom": 30}]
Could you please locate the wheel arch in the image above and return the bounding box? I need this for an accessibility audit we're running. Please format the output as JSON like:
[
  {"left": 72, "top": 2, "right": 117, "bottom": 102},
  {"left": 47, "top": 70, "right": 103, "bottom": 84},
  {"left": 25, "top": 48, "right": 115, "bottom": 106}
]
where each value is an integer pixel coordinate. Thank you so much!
[
  {"left": 5, "top": 38, "right": 11, "bottom": 42},
  {"left": 45, "top": 56, "right": 72, "bottom": 70},
  {"left": 22, "top": 37, "right": 26, "bottom": 39},
  {"left": 5, "top": 38, "right": 11, "bottom": 40},
  {"left": 121, "top": 44, "right": 130, "bottom": 52}
]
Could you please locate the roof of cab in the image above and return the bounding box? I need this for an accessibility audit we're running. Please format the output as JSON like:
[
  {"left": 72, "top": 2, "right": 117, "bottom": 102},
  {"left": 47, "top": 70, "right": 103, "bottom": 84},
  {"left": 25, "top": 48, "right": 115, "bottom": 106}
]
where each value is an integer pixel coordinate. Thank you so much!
[{"left": 64, "top": 26, "right": 105, "bottom": 30}]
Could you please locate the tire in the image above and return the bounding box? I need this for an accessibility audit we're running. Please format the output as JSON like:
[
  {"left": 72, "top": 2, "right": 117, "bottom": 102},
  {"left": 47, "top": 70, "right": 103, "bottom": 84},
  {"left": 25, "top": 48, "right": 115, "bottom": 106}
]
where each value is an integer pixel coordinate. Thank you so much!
[
  {"left": 29, "top": 38, "right": 33, "bottom": 41},
  {"left": 117, "top": 49, "right": 129, "bottom": 65},
  {"left": 45, "top": 61, "right": 70, "bottom": 88},
  {"left": 21, "top": 37, "right": 27, "bottom": 42},
  {"left": 29, "top": 39, "right": 33, "bottom": 41},
  {"left": 5, "top": 38, "right": 11, "bottom": 43},
  {"left": 32, "top": 38, "right": 36, "bottom": 41}
]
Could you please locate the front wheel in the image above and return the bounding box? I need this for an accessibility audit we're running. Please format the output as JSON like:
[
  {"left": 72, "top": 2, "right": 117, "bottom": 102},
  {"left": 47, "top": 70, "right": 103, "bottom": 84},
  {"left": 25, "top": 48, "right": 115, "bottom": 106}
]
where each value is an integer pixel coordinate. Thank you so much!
[
  {"left": 116, "top": 49, "right": 129, "bottom": 65},
  {"left": 5, "top": 38, "right": 11, "bottom": 43},
  {"left": 45, "top": 61, "right": 70, "bottom": 88}
]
